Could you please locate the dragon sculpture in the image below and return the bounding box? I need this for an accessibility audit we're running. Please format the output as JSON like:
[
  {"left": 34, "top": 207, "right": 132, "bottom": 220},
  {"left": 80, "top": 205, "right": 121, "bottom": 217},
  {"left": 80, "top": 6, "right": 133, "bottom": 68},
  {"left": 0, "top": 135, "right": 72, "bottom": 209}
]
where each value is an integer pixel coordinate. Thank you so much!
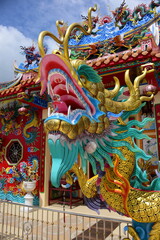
[
  {"left": 20, "top": 45, "right": 41, "bottom": 68},
  {"left": 112, "top": 0, "right": 132, "bottom": 29},
  {"left": 37, "top": 5, "right": 160, "bottom": 240},
  {"left": 132, "top": 1, "right": 160, "bottom": 24},
  {"left": 112, "top": 0, "right": 160, "bottom": 29}
]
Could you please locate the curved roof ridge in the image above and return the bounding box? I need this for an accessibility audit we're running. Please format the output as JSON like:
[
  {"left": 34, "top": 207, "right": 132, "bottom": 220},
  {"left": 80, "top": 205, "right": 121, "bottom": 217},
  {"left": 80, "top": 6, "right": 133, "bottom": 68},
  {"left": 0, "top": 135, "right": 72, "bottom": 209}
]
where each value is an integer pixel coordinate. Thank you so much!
[{"left": 0, "top": 74, "right": 22, "bottom": 92}]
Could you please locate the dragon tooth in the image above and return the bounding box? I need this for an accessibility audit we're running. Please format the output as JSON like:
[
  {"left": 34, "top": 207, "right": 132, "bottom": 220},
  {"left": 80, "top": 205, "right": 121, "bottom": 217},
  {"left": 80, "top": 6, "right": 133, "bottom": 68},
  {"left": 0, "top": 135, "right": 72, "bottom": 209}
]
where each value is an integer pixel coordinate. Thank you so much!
[
  {"left": 48, "top": 81, "right": 55, "bottom": 99},
  {"left": 66, "top": 80, "right": 69, "bottom": 93},
  {"left": 47, "top": 82, "right": 50, "bottom": 95},
  {"left": 68, "top": 105, "right": 71, "bottom": 116}
]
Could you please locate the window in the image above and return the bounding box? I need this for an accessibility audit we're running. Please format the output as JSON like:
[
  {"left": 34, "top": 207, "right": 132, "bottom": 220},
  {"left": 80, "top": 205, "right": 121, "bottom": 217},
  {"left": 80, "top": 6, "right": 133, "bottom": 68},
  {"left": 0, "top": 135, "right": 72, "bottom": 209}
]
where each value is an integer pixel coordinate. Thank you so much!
[{"left": 5, "top": 140, "right": 23, "bottom": 165}]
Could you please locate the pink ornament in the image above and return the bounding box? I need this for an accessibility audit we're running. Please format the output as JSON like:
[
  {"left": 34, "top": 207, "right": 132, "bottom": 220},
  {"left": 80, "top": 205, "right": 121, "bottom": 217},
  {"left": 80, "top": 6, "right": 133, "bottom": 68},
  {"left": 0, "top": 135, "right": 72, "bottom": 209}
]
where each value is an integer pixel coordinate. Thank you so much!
[
  {"left": 143, "top": 84, "right": 158, "bottom": 96},
  {"left": 18, "top": 107, "right": 28, "bottom": 115}
]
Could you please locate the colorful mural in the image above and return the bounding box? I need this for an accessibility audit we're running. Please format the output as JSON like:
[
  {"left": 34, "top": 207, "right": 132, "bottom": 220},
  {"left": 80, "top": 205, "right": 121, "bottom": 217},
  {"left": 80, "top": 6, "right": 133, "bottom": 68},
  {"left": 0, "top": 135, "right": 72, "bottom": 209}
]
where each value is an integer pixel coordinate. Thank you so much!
[{"left": 0, "top": 100, "right": 43, "bottom": 204}]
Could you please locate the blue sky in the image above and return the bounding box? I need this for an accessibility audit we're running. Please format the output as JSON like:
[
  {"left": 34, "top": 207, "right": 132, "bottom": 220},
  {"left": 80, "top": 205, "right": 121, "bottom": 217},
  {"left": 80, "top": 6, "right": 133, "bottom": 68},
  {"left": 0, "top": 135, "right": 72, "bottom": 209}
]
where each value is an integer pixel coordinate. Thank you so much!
[{"left": 0, "top": 0, "right": 153, "bottom": 82}]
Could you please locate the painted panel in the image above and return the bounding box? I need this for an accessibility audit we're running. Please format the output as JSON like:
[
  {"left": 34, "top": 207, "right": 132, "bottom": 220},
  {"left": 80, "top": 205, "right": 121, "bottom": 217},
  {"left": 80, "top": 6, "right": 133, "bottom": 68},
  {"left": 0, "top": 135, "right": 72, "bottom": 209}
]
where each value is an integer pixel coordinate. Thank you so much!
[{"left": 0, "top": 103, "right": 44, "bottom": 205}]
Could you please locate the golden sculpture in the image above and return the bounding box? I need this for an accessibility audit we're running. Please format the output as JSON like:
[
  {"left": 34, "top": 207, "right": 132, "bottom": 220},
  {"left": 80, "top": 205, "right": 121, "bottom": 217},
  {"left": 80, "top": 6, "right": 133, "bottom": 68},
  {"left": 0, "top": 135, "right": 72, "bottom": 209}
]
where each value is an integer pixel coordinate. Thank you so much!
[{"left": 37, "top": 5, "right": 160, "bottom": 239}]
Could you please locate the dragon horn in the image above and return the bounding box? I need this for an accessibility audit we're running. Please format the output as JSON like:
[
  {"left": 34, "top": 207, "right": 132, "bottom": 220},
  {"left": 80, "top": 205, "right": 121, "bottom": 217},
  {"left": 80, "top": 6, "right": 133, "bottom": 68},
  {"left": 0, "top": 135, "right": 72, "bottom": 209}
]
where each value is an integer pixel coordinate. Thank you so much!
[
  {"left": 104, "top": 68, "right": 154, "bottom": 113},
  {"left": 104, "top": 76, "right": 120, "bottom": 99},
  {"left": 38, "top": 5, "right": 97, "bottom": 59},
  {"left": 56, "top": 20, "right": 65, "bottom": 42}
]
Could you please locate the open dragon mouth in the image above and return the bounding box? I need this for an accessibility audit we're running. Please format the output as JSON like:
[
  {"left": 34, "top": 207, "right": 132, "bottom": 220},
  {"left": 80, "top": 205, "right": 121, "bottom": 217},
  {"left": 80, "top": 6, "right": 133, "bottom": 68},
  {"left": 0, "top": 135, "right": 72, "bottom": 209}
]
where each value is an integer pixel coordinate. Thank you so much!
[
  {"left": 48, "top": 68, "right": 87, "bottom": 117},
  {"left": 38, "top": 54, "right": 102, "bottom": 125}
]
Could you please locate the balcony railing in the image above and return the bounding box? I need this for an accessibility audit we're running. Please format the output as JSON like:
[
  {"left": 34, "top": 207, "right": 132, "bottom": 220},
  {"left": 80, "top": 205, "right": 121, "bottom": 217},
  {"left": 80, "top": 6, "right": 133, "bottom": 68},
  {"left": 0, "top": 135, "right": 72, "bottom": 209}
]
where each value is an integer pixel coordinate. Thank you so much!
[{"left": 0, "top": 200, "right": 131, "bottom": 240}]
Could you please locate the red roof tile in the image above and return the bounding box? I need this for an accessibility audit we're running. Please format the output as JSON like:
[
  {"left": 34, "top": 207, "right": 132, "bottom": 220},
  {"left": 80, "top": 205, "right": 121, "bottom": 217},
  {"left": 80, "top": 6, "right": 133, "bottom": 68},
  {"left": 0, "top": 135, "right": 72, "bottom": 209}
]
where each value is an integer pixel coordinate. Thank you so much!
[
  {"left": 86, "top": 48, "right": 160, "bottom": 69},
  {"left": 0, "top": 75, "right": 39, "bottom": 98}
]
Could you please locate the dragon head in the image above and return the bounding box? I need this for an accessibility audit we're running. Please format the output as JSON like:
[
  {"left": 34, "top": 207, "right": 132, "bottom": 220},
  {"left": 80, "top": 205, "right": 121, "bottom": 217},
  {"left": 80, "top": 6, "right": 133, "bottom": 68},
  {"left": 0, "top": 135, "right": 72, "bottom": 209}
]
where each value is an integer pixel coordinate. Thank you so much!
[
  {"left": 37, "top": 53, "right": 111, "bottom": 187},
  {"left": 37, "top": 6, "right": 154, "bottom": 188},
  {"left": 38, "top": 52, "right": 153, "bottom": 188},
  {"left": 38, "top": 53, "right": 105, "bottom": 134}
]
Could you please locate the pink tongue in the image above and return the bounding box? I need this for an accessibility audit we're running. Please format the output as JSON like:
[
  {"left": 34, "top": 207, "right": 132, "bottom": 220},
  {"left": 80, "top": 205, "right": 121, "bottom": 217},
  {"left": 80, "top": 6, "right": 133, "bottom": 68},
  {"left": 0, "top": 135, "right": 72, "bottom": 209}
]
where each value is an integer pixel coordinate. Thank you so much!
[{"left": 53, "top": 101, "right": 68, "bottom": 113}]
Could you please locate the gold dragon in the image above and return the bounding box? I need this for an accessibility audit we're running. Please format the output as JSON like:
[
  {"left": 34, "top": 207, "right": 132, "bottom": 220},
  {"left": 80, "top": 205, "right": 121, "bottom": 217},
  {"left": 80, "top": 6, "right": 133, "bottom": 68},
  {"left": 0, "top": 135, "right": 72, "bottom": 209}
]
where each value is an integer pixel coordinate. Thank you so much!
[{"left": 37, "top": 5, "right": 160, "bottom": 239}]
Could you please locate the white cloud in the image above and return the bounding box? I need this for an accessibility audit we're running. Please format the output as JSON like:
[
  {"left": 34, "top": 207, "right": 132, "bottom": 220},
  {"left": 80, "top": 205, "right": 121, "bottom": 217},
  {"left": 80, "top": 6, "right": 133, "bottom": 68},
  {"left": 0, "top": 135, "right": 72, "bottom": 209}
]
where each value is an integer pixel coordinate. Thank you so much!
[
  {"left": 0, "top": 25, "right": 33, "bottom": 83},
  {"left": 0, "top": 25, "right": 64, "bottom": 83},
  {"left": 44, "top": 37, "right": 60, "bottom": 53}
]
